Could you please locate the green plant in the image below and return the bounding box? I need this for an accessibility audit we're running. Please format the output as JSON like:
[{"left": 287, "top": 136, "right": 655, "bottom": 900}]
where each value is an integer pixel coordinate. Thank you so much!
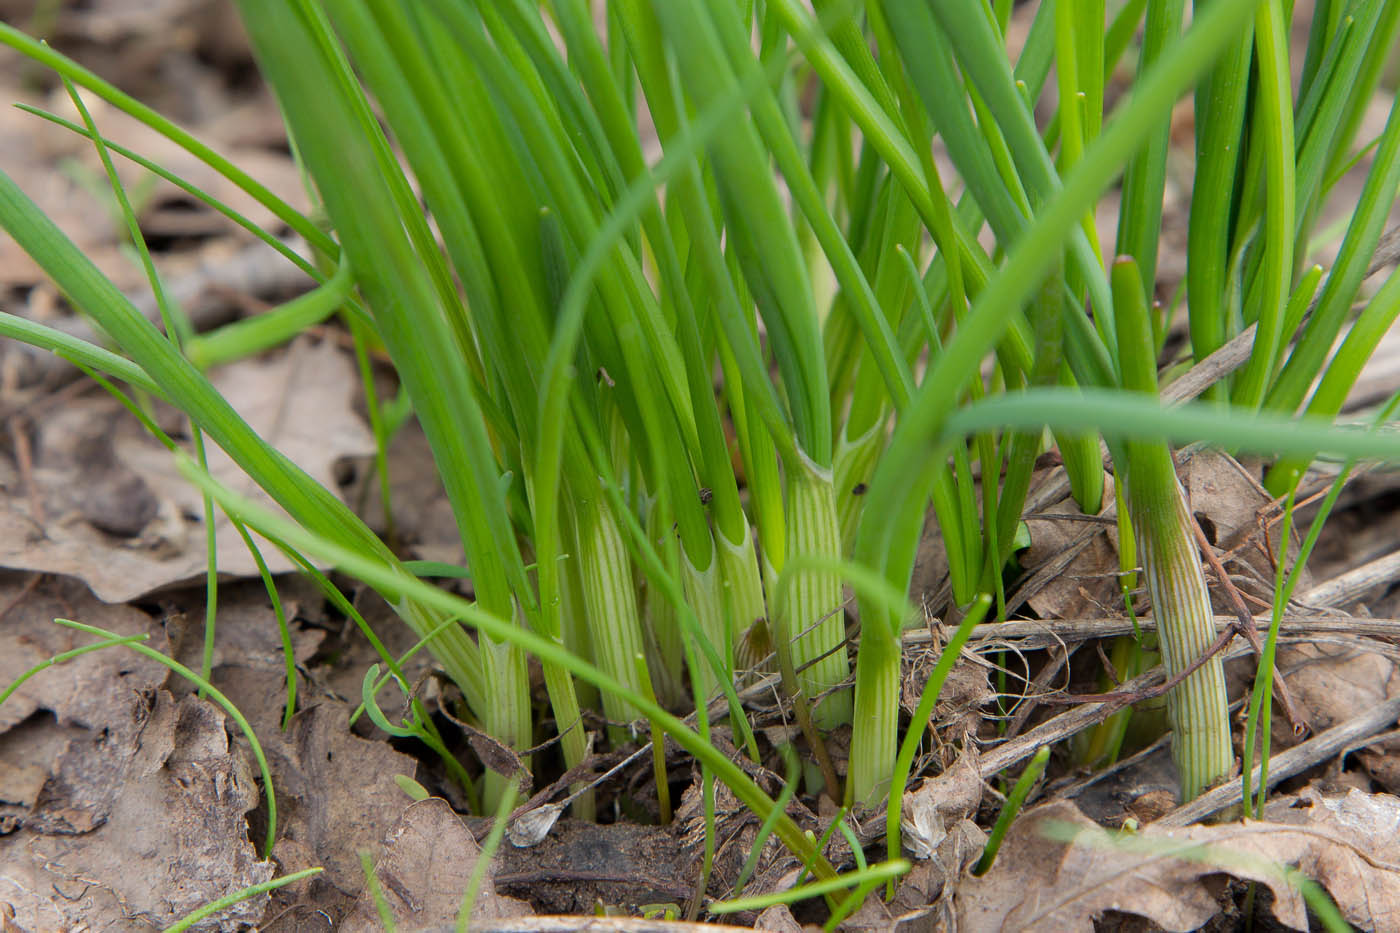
[
  {"left": 974, "top": 746, "right": 1051, "bottom": 875},
  {"left": 162, "top": 868, "right": 323, "bottom": 933},
  {"left": 1, "top": 0, "right": 1398, "bottom": 918}
]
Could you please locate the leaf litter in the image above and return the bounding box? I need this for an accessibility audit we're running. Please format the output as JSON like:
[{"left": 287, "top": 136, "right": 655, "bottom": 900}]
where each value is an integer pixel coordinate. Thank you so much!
[
  {"left": 0, "top": 336, "right": 375, "bottom": 602},
  {"left": 340, "top": 797, "right": 530, "bottom": 930},
  {"left": 958, "top": 786, "right": 1400, "bottom": 932},
  {"left": 2, "top": 688, "right": 273, "bottom": 930}
]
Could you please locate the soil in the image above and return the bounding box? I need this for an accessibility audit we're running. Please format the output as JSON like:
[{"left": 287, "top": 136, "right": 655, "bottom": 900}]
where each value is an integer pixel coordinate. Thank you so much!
[{"left": 1, "top": 2, "right": 1399, "bottom": 931}]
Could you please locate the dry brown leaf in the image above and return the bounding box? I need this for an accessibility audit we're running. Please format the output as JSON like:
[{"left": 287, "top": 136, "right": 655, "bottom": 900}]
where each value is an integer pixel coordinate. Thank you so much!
[
  {"left": 167, "top": 578, "right": 324, "bottom": 734},
  {"left": 496, "top": 817, "right": 695, "bottom": 915},
  {"left": 901, "top": 646, "right": 992, "bottom": 741},
  {"left": 1017, "top": 478, "right": 1121, "bottom": 623},
  {"left": 754, "top": 904, "right": 805, "bottom": 933},
  {"left": 0, "top": 337, "right": 374, "bottom": 601},
  {"left": 1182, "top": 448, "right": 1307, "bottom": 600},
  {"left": 348, "top": 415, "right": 464, "bottom": 566},
  {"left": 1276, "top": 642, "right": 1399, "bottom": 735},
  {"left": 340, "top": 797, "right": 530, "bottom": 931},
  {"left": 0, "top": 691, "right": 273, "bottom": 931},
  {"left": 0, "top": 575, "right": 169, "bottom": 734},
  {"left": 957, "top": 787, "right": 1400, "bottom": 932},
  {"left": 898, "top": 747, "right": 983, "bottom": 862},
  {"left": 908, "top": 504, "right": 951, "bottom": 613},
  {"left": 0, "top": 94, "right": 303, "bottom": 297},
  {"left": 1359, "top": 738, "right": 1400, "bottom": 796},
  {"left": 264, "top": 703, "right": 420, "bottom": 897}
]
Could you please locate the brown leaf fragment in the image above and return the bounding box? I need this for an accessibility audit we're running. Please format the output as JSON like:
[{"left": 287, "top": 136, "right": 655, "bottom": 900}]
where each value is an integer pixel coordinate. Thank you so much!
[
  {"left": 490, "top": 817, "right": 695, "bottom": 915},
  {"left": 1182, "top": 451, "right": 1277, "bottom": 560},
  {"left": 0, "top": 903, "right": 30, "bottom": 933},
  {"left": 754, "top": 904, "right": 805, "bottom": 933},
  {"left": 261, "top": 703, "right": 420, "bottom": 897},
  {"left": 0, "top": 576, "right": 169, "bottom": 735},
  {"left": 1, "top": 691, "right": 274, "bottom": 931},
  {"left": 341, "top": 797, "right": 531, "bottom": 931},
  {"left": 0, "top": 760, "right": 45, "bottom": 826},
  {"left": 0, "top": 338, "right": 373, "bottom": 602},
  {"left": 345, "top": 415, "right": 464, "bottom": 566},
  {"left": 470, "top": 922, "right": 758, "bottom": 933},
  {"left": 1275, "top": 642, "right": 1399, "bottom": 736},
  {"left": 897, "top": 747, "right": 983, "bottom": 861},
  {"left": 166, "top": 579, "right": 324, "bottom": 736},
  {"left": 1017, "top": 481, "right": 1121, "bottom": 623},
  {"left": 957, "top": 788, "right": 1400, "bottom": 932},
  {"left": 0, "top": 716, "right": 84, "bottom": 837},
  {"left": 1359, "top": 740, "right": 1400, "bottom": 796}
]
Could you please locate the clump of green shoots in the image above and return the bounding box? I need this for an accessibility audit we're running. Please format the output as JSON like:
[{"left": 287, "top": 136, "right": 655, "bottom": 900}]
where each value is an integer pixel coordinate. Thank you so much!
[{"left": 1, "top": 4, "right": 1399, "bottom": 919}]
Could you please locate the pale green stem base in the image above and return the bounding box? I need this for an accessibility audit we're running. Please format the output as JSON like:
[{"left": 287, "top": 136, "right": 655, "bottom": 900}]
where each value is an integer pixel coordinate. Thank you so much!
[
  {"left": 849, "top": 629, "right": 900, "bottom": 806},
  {"left": 477, "top": 632, "right": 531, "bottom": 811},
  {"left": 1128, "top": 448, "right": 1233, "bottom": 801},
  {"left": 835, "top": 421, "right": 884, "bottom": 555},
  {"left": 683, "top": 552, "right": 727, "bottom": 704},
  {"left": 717, "top": 515, "right": 768, "bottom": 671},
  {"left": 643, "top": 501, "right": 688, "bottom": 709},
  {"left": 780, "top": 456, "right": 852, "bottom": 728},
  {"left": 575, "top": 495, "right": 649, "bottom": 734}
]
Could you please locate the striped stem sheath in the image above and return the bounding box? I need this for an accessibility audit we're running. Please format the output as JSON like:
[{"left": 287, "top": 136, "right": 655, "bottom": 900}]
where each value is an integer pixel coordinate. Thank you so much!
[
  {"left": 717, "top": 517, "right": 767, "bottom": 651},
  {"left": 682, "top": 549, "right": 728, "bottom": 704},
  {"left": 780, "top": 453, "right": 852, "bottom": 728},
  {"left": 835, "top": 421, "right": 884, "bottom": 555},
  {"left": 575, "top": 494, "right": 650, "bottom": 731},
  {"left": 1126, "top": 447, "right": 1234, "bottom": 801},
  {"left": 849, "top": 628, "right": 900, "bottom": 806},
  {"left": 1113, "top": 257, "right": 1232, "bottom": 801},
  {"left": 478, "top": 626, "right": 533, "bottom": 807},
  {"left": 642, "top": 499, "right": 687, "bottom": 709}
]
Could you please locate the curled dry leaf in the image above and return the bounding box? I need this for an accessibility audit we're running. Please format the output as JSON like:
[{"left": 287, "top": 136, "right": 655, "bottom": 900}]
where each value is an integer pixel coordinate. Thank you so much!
[
  {"left": 899, "top": 746, "right": 982, "bottom": 862},
  {"left": 957, "top": 787, "right": 1400, "bottom": 932}
]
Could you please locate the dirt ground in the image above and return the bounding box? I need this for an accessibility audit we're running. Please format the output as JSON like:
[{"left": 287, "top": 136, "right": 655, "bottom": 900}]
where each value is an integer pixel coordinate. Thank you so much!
[{"left": 1, "top": 1, "right": 1400, "bottom": 930}]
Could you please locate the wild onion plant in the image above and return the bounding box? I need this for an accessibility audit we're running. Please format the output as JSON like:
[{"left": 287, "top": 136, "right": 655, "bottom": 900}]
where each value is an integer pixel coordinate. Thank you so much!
[{"left": 1, "top": 1, "right": 1399, "bottom": 901}]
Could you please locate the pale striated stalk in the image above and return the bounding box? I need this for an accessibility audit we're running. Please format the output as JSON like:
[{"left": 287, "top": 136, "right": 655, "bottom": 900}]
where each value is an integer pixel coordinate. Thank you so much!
[
  {"left": 849, "top": 625, "right": 900, "bottom": 806},
  {"left": 682, "top": 516, "right": 767, "bottom": 702},
  {"left": 1111, "top": 256, "right": 1233, "bottom": 801},
  {"left": 642, "top": 500, "right": 687, "bottom": 709},
  {"left": 1125, "top": 444, "right": 1234, "bottom": 801},
  {"left": 477, "top": 625, "right": 532, "bottom": 810},
  {"left": 682, "top": 551, "right": 727, "bottom": 703},
  {"left": 779, "top": 454, "right": 852, "bottom": 728},
  {"left": 641, "top": 583, "right": 687, "bottom": 710},
  {"left": 717, "top": 515, "right": 768, "bottom": 655},
  {"left": 835, "top": 421, "right": 884, "bottom": 555},
  {"left": 574, "top": 494, "right": 649, "bottom": 731},
  {"left": 558, "top": 528, "right": 600, "bottom": 714}
]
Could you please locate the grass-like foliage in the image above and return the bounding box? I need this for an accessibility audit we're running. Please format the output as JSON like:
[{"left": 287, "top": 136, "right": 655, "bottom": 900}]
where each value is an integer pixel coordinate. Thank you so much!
[{"left": 1, "top": 0, "right": 1398, "bottom": 915}]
